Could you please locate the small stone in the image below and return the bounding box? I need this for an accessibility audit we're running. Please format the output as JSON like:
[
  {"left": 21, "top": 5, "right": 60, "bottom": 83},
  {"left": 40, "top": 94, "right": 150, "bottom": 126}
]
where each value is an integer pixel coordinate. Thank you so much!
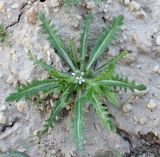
[
  {"left": 0, "top": 2, "right": 5, "bottom": 13},
  {"left": 121, "top": 53, "right": 136, "bottom": 65},
  {"left": 156, "top": 35, "right": 160, "bottom": 46},
  {"left": 139, "top": 116, "right": 147, "bottom": 125},
  {"left": 27, "top": 10, "right": 37, "bottom": 25},
  {"left": 134, "top": 88, "right": 148, "bottom": 96},
  {"left": 146, "top": 99, "right": 157, "bottom": 110},
  {"left": 86, "top": 1, "right": 95, "bottom": 9},
  {"left": 11, "top": 4, "right": 19, "bottom": 9},
  {"left": 122, "top": 104, "right": 133, "bottom": 113},
  {"left": 17, "top": 147, "right": 26, "bottom": 152},
  {"left": 124, "top": 0, "right": 130, "bottom": 6},
  {"left": 16, "top": 101, "right": 26, "bottom": 112},
  {"left": 129, "top": 1, "right": 141, "bottom": 11},
  {"left": 0, "top": 112, "right": 7, "bottom": 124},
  {"left": 152, "top": 65, "right": 160, "bottom": 73},
  {"left": 0, "top": 105, "right": 7, "bottom": 112},
  {"left": 136, "top": 9, "right": 147, "bottom": 20}
]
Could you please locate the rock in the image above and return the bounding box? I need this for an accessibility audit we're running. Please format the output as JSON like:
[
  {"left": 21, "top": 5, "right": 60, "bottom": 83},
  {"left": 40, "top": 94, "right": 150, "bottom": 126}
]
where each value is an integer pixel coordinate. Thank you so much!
[
  {"left": 122, "top": 104, "right": 133, "bottom": 113},
  {"left": 136, "top": 9, "right": 147, "bottom": 20},
  {"left": 152, "top": 65, "right": 160, "bottom": 73},
  {"left": 139, "top": 116, "right": 147, "bottom": 125},
  {"left": 146, "top": 99, "right": 157, "bottom": 110},
  {"left": 27, "top": 10, "right": 37, "bottom": 25},
  {"left": 16, "top": 101, "right": 26, "bottom": 112},
  {"left": 17, "top": 147, "right": 26, "bottom": 152},
  {"left": 134, "top": 88, "right": 148, "bottom": 96},
  {"left": 11, "top": 4, "right": 19, "bottom": 9},
  {"left": 129, "top": 1, "right": 141, "bottom": 11},
  {"left": 86, "top": 1, "right": 95, "bottom": 9},
  {"left": 0, "top": 105, "right": 7, "bottom": 112},
  {"left": 121, "top": 53, "right": 136, "bottom": 65},
  {"left": 124, "top": 0, "right": 130, "bottom": 6},
  {"left": 0, "top": 2, "right": 4, "bottom": 13},
  {"left": 156, "top": 35, "right": 160, "bottom": 46},
  {"left": 0, "top": 112, "right": 7, "bottom": 124}
]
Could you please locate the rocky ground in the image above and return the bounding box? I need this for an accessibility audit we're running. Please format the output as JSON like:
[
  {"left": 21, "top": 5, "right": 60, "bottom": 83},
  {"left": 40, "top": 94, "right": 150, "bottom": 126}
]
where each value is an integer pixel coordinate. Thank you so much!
[{"left": 0, "top": 0, "right": 160, "bottom": 156}]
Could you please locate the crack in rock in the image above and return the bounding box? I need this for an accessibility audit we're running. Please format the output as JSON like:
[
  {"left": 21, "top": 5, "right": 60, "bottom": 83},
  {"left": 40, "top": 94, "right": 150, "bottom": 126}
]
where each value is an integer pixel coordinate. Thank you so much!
[{"left": 6, "top": 0, "right": 38, "bottom": 29}]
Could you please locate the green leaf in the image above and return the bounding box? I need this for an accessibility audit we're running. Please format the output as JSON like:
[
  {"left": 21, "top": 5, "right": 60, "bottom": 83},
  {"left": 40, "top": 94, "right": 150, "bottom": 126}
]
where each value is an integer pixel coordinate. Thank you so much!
[
  {"left": 67, "top": 37, "right": 78, "bottom": 67},
  {"left": 6, "top": 79, "right": 59, "bottom": 102},
  {"left": 91, "top": 94, "right": 116, "bottom": 132},
  {"left": 97, "top": 75, "right": 147, "bottom": 92},
  {"left": 41, "top": 86, "right": 73, "bottom": 134},
  {"left": 72, "top": 91, "right": 84, "bottom": 151},
  {"left": 95, "top": 51, "right": 126, "bottom": 74},
  {"left": 38, "top": 12, "right": 76, "bottom": 72},
  {"left": 0, "top": 151, "right": 29, "bottom": 157},
  {"left": 86, "top": 15, "right": 124, "bottom": 70},
  {"left": 80, "top": 13, "right": 92, "bottom": 70},
  {"left": 95, "top": 64, "right": 115, "bottom": 81},
  {"left": 35, "top": 59, "right": 69, "bottom": 78},
  {"left": 106, "top": 91, "right": 119, "bottom": 108}
]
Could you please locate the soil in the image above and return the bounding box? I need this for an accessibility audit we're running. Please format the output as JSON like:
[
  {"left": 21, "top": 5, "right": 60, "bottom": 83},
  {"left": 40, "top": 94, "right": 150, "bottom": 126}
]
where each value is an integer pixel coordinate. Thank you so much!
[{"left": 0, "top": 0, "right": 160, "bottom": 157}]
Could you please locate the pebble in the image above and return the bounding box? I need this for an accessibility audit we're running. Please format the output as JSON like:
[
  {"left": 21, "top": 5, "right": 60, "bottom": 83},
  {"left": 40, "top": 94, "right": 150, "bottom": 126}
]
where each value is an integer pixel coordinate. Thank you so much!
[
  {"left": 122, "top": 104, "right": 133, "bottom": 113},
  {"left": 146, "top": 99, "right": 157, "bottom": 110},
  {"left": 156, "top": 35, "right": 160, "bottom": 46},
  {"left": 136, "top": 9, "right": 147, "bottom": 20},
  {"left": 152, "top": 65, "right": 160, "bottom": 73},
  {"left": 134, "top": 88, "right": 148, "bottom": 96},
  {"left": 17, "top": 147, "right": 26, "bottom": 152},
  {"left": 129, "top": 1, "right": 141, "bottom": 11},
  {"left": 27, "top": 10, "right": 37, "bottom": 25},
  {"left": 139, "top": 116, "right": 147, "bottom": 125},
  {"left": 0, "top": 112, "right": 7, "bottom": 124},
  {"left": 0, "top": 2, "right": 4, "bottom": 13},
  {"left": 121, "top": 53, "right": 136, "bottom": 65},
  {"left": 16, "top": 101, "right": 26, "bottom": 112},
  {"left": 86, "top": 1, "right": 95, "bottom": 9},
  {"left": 11, "top": 4, "right": 19, "bottom": 9},
  {"left": 0, "top": 105, "right": 7, "bottom": 112},
  {"left": 124, "top": 0, "right": 130, "bottom": 6}
]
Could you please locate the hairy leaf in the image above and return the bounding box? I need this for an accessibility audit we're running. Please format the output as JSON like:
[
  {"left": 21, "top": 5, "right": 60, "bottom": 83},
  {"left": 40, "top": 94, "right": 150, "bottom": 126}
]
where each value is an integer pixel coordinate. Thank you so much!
[
  {"left": 80, "top": 13, "right": 92, "bottom": 70},
  {"left": 95, "top": 51, "right": 126, "bottom": 74},
  {"left": 106, "top": 91, "right": 119, "bottom": 108},
  {"left": 38, "top": 12, "right": 76, "bottom": 72},
  {"left": 97, "top": 75, "right": 146, "bottom": 92},
  {"left": 91, "top": 94, "right": 116, "bottom": 131},
  {"left": 41, "top": 86, "right": 73, "bottom": 134},
  {"left": 72, "top": 91, "right": 84, "bottom": 151},
  {"left": 86, "top": 15, "right": 124, "bottom": 70},
  {"left": 6, "top": 80, "right": 59, "bottom": 102},
  {"left": 35, "top": 59, "right": 69, "bottom": 78},
  {"left": 68, "top": 37, "right": 78, "bottom": 67}
]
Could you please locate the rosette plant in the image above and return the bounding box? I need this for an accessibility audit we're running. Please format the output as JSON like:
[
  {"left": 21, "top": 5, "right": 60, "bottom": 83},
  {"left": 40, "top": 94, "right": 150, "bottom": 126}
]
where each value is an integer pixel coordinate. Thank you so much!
[{"left": 6, "top": 13, "right": 146, "bottom": 150}]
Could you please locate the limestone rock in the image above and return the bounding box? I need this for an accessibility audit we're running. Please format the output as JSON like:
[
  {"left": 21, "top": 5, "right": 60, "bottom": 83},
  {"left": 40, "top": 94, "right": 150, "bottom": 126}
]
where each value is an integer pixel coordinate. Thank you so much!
[
  {"left": 122, "top": 104, "right": 133, "bottom": 113},
  {"left": 0, "top": 112, "right": 7, "bottom": 124},
  {"left": 146, "top": 99, "right": 157, "bottom": 110},
  {"left": 16, "top": 101, "right": 26, "bottom": 112}
]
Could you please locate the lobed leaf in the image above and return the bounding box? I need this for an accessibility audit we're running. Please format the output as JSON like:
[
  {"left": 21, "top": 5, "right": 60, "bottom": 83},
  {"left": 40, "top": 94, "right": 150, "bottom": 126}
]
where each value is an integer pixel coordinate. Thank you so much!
[
  {"left": 86, "top": 15, "right": 124, "bottom": 70},
  {"left": 35, "top": 59, "right": 69, "bottom": 78},
  {"left": 97, "top": 75, "right": 146, "bottom": 92},
  {"left": 6, "top": 79, "right": 59, "bottom": 102},
  {"left": 91, "top": 94, "right": 116, "bottom": 132},
  {"left": 41, "top": 85, "right": 73, "bottom": 134},
  {"left": 95, "top": 51, "right": 126, "bottom": 74},
  {"left": 38, "top": 12, "right": 76, "bottom": 72}
]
